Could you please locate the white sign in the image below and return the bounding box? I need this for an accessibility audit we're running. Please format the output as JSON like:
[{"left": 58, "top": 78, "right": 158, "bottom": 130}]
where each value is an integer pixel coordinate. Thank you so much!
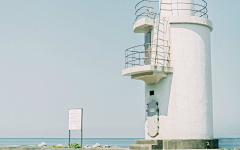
[{"left": 68, "top": 109, "right": 82, "bottom": 130}]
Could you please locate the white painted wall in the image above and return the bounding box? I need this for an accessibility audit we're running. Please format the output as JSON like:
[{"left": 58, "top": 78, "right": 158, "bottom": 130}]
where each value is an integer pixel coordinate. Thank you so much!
[
  {"left": 160, "top": 0, "right": 195, "bottom": 17},
  {"left": 145, "top": 22, "right": 213, "bottom": 139},
  {"left": 172, "top": 0, "right": 195, "bottom": 16},
  {"left": 145, "top": 74, "right": 173, "bottom": 139},
  {"left": 164, "top": 23, "right": 212, "bottom": 139},
  {"left": 132, "top": 0, "right": 214, "bottom": 140}
]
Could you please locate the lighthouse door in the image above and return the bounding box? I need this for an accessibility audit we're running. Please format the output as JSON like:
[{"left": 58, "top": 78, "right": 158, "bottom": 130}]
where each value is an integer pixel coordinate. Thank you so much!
[{"left": 147, "top": 99, "right": 159, "bottom": 137}]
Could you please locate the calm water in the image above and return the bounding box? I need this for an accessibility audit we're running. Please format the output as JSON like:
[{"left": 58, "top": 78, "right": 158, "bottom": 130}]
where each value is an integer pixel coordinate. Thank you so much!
[
  {"left": 0, "top": 138, "right": 239, "bottom": 148},
  {"left": 0, "top": 138, "right": 142, "bottom": 148}
]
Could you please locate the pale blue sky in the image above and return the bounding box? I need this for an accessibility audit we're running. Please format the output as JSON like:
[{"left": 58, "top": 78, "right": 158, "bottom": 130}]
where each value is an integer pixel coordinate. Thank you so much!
[{"left": 0, "top": 0, "right": 239, "bottom": 138}]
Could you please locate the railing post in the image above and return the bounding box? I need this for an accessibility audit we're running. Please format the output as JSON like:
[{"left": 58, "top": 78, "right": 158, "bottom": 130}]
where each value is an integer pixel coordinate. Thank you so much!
[
  {"left": 125, "top": 50, "right": 126, "bottom": 69},
  {"left": 149, "top": 0, "right": 152, "bottom": 18},
  {"left": 133, "top": 49, "right": 135, "bottom": 67},
  {"left": 139, "top": 51, "right": 140, "bottom": 66},
  {"left": 132, "top": 48, "right": 134, "bottom": 68},
  {"left": 127, "top": 50, "right": 128, "bottom": 68}
]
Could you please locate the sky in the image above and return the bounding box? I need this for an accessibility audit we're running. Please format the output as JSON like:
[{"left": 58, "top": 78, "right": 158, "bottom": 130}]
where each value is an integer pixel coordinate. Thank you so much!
[{"left": 0, "top": 0, "right": 239, "bottom": 138}]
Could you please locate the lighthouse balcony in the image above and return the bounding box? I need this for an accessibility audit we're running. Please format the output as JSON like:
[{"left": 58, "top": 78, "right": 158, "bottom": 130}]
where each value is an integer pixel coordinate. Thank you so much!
[
  {"left": 134, "top": 0, "right": 209, "bottom": 33},
  {"left": 134, "top": 17, "right": 154, "bottom": 33},
  {"left": 122, "top": 44, "right": 172, "bottom": 85},
  {"left": 134, "top": 0, "right": 209, "bottom": 22}
]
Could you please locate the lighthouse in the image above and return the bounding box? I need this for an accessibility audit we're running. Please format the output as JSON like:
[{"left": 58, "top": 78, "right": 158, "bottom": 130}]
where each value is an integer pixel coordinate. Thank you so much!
[{"left": 122, "top": 0, "right": 218, "bottom": 149}]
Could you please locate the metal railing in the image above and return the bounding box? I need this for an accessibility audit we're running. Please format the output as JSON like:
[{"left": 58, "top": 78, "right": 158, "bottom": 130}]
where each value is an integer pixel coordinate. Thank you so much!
[
  {"left": 135, "top": 0, "right": 208, "bottom": 21},
  {"left": 125, "top": 43, "right": 170, "bottom": 69},
  {"left": 151, "top": 15, "right": 169, "bottom": 57},
  {"left": 125, "top": 12, "right": 170, "bottom": 69},
  {"left": 135, "top": 0, "right": 159, "bottom": 21}
]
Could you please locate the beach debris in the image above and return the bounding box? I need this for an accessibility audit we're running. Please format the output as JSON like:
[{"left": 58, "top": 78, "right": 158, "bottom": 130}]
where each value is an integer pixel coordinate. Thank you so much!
[
  {"left": 56, "top": 144, "right": 63, "bottom": 147},
  {"left": 37, "top": 142, "right": 47, "bottom": 147},
  {"left": 92, "top": 143, "right": 101, "bottom": 148},
  {"left": 102, "top": 145, "right": 111, "bottom": 148},
  {"left": 84, "top": 145, "right": 91, "bottom": 148}
]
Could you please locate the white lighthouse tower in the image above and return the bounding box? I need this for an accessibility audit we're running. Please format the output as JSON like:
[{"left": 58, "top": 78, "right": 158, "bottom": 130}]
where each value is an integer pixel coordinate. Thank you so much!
[{"left": 122, "top": 0, "right": 218, "bottom": 149}]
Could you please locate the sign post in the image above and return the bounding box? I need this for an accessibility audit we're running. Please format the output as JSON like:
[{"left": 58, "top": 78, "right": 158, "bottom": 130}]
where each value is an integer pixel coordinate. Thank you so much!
[
  {"left": 68, "top": 108, "right": 83, "bottom": 146},
  {"left": 81, "top": 109, "right": 83, "bottom": 147},
  {"left": 69, "top": 130, "right": 70, "bottom": 146}
]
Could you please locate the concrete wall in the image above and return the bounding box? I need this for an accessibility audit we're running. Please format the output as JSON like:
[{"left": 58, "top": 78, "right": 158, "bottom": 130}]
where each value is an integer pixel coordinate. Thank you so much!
[
  {"left": 160, "top": 0, "right": 195, "bottom": 17},
  {"left": 124, "top": 0, "right": 214, "bottom": 141},
  {"left": 163, "top": 23, "right": 213, "bottom": 139},
  {"left": 145, "top": 74, "right": 173, "bottom": 139},
  {"left": 145, "top": 22, "right": 213, "bottom": 139},
  {"left": 141, "top": 0, "right": 213, "bottom": 140}
]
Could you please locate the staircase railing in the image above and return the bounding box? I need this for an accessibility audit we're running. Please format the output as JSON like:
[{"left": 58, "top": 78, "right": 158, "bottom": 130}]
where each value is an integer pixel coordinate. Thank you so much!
[{"left": 151, "top": 14, "right": 170, "bottom": 68}]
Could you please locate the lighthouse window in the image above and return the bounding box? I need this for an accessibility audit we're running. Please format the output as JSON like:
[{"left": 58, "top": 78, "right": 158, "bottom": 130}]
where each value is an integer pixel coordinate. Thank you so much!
[
  {"left": 144, "top": 31, "right": 151, "bottom": 65},
  {"left": 144, "top": 31, "right": 151, "bottom": 50},
  {"left": 150, "top": 90, "right": 154, "bottom": 96}
]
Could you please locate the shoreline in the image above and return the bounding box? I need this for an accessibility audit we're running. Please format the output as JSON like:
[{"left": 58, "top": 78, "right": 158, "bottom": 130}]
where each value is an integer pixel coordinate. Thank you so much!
[
  {"left": 1, "top": 145, "right": 240, "bottom": 150},
  {"left": 0, "top": 145, "right": 128, "bottom": 150}
]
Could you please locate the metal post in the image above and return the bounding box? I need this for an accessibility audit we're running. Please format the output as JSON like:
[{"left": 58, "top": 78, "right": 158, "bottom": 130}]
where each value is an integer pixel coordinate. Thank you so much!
[
  {"left": 139, "top": 52, "right": 140, "bottom": 66},
  {"left": 133, "top": 49, "right": 135, "bottom": 67},
  {"left": 81, "top": 109, "right": 83, "bottom": 147},
  {"left": 149, "top": 1, "right": 152, "bottom": 18},
  {"left": 132, "top": 49, "right": 133, "bottom": 67},
  {"left": 126, "top": 50, "right": 127, "bottom": 68},
  {"left": 69, "top": 130, "right": 70, "bottom": 146},
  {"left": 125, "top": 50, "right": 126, "bottom": 69}
]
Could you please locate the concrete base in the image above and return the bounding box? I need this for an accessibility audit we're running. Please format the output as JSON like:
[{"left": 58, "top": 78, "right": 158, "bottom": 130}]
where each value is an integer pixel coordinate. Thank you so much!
[{"left": 130, "top": 139, "right": 219, "bottom": 149}]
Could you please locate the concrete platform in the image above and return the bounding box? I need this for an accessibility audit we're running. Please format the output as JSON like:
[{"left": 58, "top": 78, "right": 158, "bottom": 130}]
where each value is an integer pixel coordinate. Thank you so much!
[
  {"left": 130, "top": 139, "right": 219, "bottom": 149},
  {"left": 122, "top": 65, "right": 173, "bottom": 84}
]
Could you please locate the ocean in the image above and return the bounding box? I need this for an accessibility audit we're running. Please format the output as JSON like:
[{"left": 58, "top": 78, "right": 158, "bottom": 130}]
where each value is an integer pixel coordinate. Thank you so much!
[{"left": 0, "top": 138, "right": 240, "bottom": 149}]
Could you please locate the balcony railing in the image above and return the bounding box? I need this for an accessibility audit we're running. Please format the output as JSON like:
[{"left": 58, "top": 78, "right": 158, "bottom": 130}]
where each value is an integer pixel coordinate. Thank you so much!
[
  {"left": 135, "top": 0, "right": 208, "bottom": 21},
  {"left": 125, "top": 43, "right": 170, "bottom": 69}
]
